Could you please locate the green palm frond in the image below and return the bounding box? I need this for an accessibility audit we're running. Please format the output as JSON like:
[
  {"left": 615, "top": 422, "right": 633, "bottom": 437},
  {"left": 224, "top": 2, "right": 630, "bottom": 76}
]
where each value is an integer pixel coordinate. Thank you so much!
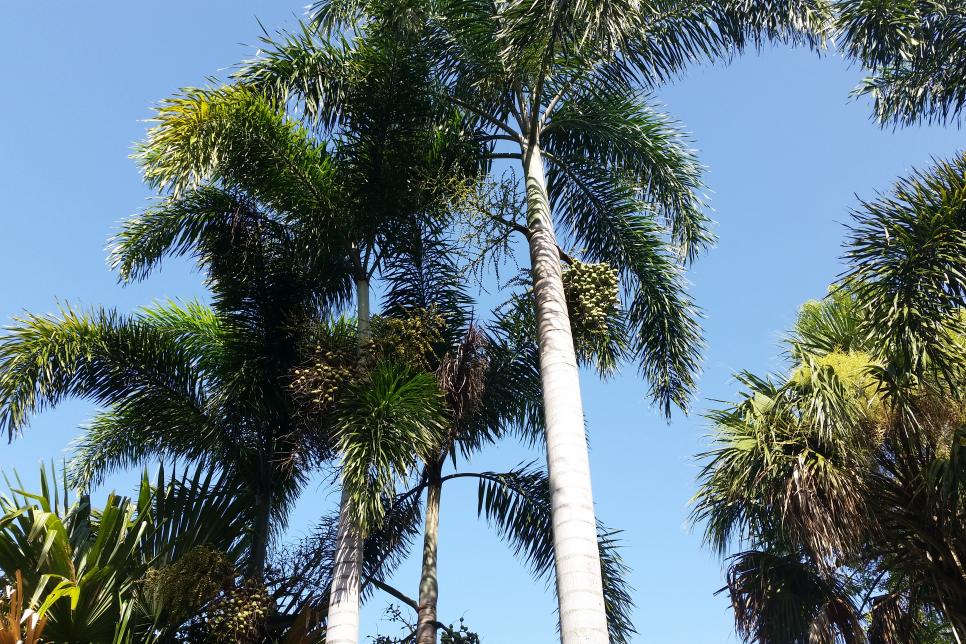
[
  {"left": 0, "top": 306, "right": 212, "bottom": 441},
  {"left": 136, "top": 85, "right": 338, "bottom": 219},
  {"left": 237, "top": 21, "right": 354, "bottom": 129},
  {"left": 110, "top": 186, "right": 260, "bottom": 283},
  {"left": 335, "top": 362, "right": 447, "bottom": 535},
  {"left": 623, "top": 0, "right": 832, "bottom": 87},
  {"left": 837, "top": 0, "right": 966, "bottom": 125},
  {"left": 473, "top": 464, "right": 637, "bottom": 642},
  {"left": 790, "top": 287, "right": 864, "bottom": 358},
  {"left": 542, "top": 158, "right": 704, "bottom": 412},
  {"left": 68, "top": 405, "right": 222, "bottom": 491},
  {"left": 842, "top": 153, "right": 966, "bottom": 390},
  {"left": 543, "top": 84, "right": 712, "bottom": 261}
]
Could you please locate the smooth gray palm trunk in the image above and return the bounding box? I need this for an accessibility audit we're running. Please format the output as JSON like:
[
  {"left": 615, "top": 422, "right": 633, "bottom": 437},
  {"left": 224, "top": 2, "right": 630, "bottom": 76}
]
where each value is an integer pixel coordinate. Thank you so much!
[
  {"left": 523, "top": 145, "right": 609, "bottom": 642},
  {"left": 415, "top": 467, "right": 442, "bottom": 644},
  {"left": 325, "top": 277, "right": 370, "bottom": 644}
]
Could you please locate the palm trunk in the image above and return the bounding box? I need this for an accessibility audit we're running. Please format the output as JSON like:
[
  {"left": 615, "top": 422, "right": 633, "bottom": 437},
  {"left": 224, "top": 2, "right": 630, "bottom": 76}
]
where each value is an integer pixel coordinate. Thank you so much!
[
  {"left": 248, "top": 437, "right": 276, "bottom": 579},
  {"left": 523, "top": 144, "right": 609, "bottom": 643},
  {"left": 248, "top": 484, "right": 273, "bottom": 578},
  {"left": 325, "top": 276, "right": 370, "bottom": 644},
  {"left": 416, "top": 464, "right": 443, "bottom": 644}
]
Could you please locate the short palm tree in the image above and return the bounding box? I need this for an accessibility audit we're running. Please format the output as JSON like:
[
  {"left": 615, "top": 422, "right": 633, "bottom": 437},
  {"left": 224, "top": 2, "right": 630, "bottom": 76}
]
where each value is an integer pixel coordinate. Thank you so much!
[
  {"left": 692, "top": 153, "right": 966, "bottom": 642},
  {"left": 240, "top": 3, "right": 833, "bottom": 639},
  {"left": 0, "top": 465, "right": 248, "bottom": 642},
  {"left": 0, "top": 169, "right": 348, "bottom": 578}
]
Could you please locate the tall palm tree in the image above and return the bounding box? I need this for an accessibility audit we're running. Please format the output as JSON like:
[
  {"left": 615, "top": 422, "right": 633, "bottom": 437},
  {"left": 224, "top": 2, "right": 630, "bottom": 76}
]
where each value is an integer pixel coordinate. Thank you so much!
[
  {"left": 692, "top": 153, "right": 966, "bottom": 642},
  {"left": 132, "top": 49, "right": 482, "bottom": 639},
  {"left": 240, "top": 2, "right": 831, "bottom": 639},
  {"left": 371, "top": 223, "right": 634, "bottom": 643}
]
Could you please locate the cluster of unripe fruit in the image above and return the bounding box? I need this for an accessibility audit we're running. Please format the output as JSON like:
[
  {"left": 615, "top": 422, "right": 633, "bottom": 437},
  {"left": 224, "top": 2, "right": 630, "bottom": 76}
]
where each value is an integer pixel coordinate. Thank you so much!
[
  {"left": 562, "top": 261, "right": 619, "bottom": 342},
  {"left": 206, "top": 578, "right": 271, "bottom": 643},
  {"left": 369, "top": 311, "right": 445, "bottom": 371},
  {"left": 291, "top": 347, "right": 355, "bottom": 409},
  {"left": 141, "top": 546, "right": 235, "bottom": 624}
]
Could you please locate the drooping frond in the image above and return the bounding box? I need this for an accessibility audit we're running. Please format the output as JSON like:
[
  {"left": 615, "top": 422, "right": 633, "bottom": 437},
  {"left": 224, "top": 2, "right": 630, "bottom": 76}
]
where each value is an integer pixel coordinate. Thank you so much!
[
  {"left": 543, "top": 82, "right": 712, "bottom": 261},
  {"left": 379, "top": 219, "right": 474, "bottom": 344},
  {"left": 837, "top": 0, "right": 966, "bottom": 125},
  {"left": 136, "top": 85, "right": 338, "bottom": 218},
  {"left": 0, "top": 307, "right": 213, "bottom": 441},
  {"left": 472, "top": 464, "right": 637, "bottom": 642},
  {"left": 724, "top": 550, "right": 863, "bottom": 644},
  {"left": 479, "top": 298, "right": 545, "bottom": 445},
  {"left": 543, "top": 153, "right": 704, "bottom": 413}
]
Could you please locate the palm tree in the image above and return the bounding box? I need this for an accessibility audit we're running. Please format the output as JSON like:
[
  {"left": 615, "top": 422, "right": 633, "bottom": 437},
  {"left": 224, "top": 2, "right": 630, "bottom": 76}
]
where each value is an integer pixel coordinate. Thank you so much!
[
  {"left": 130, "top": 50, "right": 481, "bottom": 639},
  {"left": 0, "top": 465, "right": 249, "bottom": 642},
  {"left": 240, "top": 2, "right": 831, "bottom": 638},
  {"left": 692, "top": 153, "right": 966, "bottom": 642},
  {"left": 371, "top": 226, "right": 635, "bottom": 644},
  {"left": 835, "top": 0, "right": 966, "bottom": 126}
]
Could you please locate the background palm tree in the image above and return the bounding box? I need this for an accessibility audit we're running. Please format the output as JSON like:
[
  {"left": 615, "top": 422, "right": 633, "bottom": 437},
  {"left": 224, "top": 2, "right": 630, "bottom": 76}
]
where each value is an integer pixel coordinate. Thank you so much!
[
  {"left": 692, "top": 151, "right": 966, "bottom": 641},
  {"left": 0, "top": 168, "right": 348, "bottom": 579},
  {"left": 132, "top": 49, "right": 483, "bottom": 639}
]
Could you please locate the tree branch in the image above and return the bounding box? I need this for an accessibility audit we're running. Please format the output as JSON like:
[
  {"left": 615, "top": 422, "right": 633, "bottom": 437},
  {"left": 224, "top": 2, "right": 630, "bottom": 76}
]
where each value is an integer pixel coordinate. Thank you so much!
[
  {"left": 367, "top": 577, "right": 419, "bottom": 611},
  {"left": 446, "top": 94, "right": 518, "bottom": 137},
  {"left": 489, "top": 215, "right": 574, "bottom": 265}
]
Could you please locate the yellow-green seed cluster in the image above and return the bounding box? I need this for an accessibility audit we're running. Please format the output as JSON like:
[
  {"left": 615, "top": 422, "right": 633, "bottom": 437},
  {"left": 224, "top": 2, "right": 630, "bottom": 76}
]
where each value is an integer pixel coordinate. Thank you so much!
[
  {"left": 206, "top": 578, "right": 270, "bottom": 643},
  {"left": 291, "top": 347, "right": 355, "bottom": 409},
  {"left": 369, "top": 310, "right": 445, "bottom": 371},
  {"left": 562, "top": 261, "right": 619, "bottom": 343},
  {"left": 141, "top": 546, "right": 235, "bottom": 624}
]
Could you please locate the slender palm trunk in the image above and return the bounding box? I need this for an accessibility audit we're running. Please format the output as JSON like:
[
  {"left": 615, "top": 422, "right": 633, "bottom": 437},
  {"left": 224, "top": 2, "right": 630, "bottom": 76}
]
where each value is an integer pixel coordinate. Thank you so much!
[
  {"left": 248, "top": 483, "right": 273, "bottom": 578},
  {"left": 325, "top": 276, "right": 370, "bottom": 644},
  {"left": 523, "top": 144, "right": 609, "bottom": 643},
  {"left": 416, "top": 464, "right": 443, "bottom": 644}
]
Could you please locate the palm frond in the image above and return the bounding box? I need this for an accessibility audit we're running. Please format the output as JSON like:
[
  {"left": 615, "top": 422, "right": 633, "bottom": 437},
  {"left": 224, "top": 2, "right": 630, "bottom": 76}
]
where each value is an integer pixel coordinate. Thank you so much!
[
  {"left": 0, "top": 307, "right": 211, "bottom": 441},
  {"left": 723, "top": 550, "right": 862, "bottom": 644},
  {"left": 335, "top": 362, "right": 447, "bottom": 535},
  {"left": 544, "top": 83, "right": 712, "bottom": 262},
  {"left": 842, "top": 153, "right": 966, "bottom": 391},
  {"left": 473, "top": 464, "right": 637, "bottom": 642},
  {"left": 837, "top": 0, "right": 966, "bottom": 125}
]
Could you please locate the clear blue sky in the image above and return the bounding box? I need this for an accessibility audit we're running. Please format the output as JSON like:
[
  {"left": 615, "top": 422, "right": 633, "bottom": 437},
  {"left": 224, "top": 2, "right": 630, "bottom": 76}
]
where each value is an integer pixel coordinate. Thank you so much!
[{"left": 1, "top": 3, "right": 962, "bottom": 642}]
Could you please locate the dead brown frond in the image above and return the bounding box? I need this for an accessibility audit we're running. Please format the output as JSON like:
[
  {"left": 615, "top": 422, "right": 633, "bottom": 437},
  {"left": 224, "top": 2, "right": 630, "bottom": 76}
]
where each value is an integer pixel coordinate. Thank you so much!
[
  {"left": 436, "top": 324, "right": 490, "bottom": 427},
  {"left": 0, "top": 571, "right": 46, "bottom": 644},
  {"left": 782, "top": 453, "right": 868, "bottom": 569}
]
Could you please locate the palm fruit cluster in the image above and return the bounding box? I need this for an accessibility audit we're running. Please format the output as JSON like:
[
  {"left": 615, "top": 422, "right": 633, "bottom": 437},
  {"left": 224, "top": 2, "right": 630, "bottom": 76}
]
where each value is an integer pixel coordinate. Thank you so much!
[
  {"left": 290, "top": 345, "right": 355, "bottom": 411},
  {"left": 141, "top": 546, "right": 236, "bottom": 624},
  {"left": 368, "top": 309, "right": 445, "bottom": 371},
  {"left": 205, "top": 578, "right": 271, "bottom": 643},
  {"left": 562, "top": 261, "right": 619, "bottom": 344}
]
